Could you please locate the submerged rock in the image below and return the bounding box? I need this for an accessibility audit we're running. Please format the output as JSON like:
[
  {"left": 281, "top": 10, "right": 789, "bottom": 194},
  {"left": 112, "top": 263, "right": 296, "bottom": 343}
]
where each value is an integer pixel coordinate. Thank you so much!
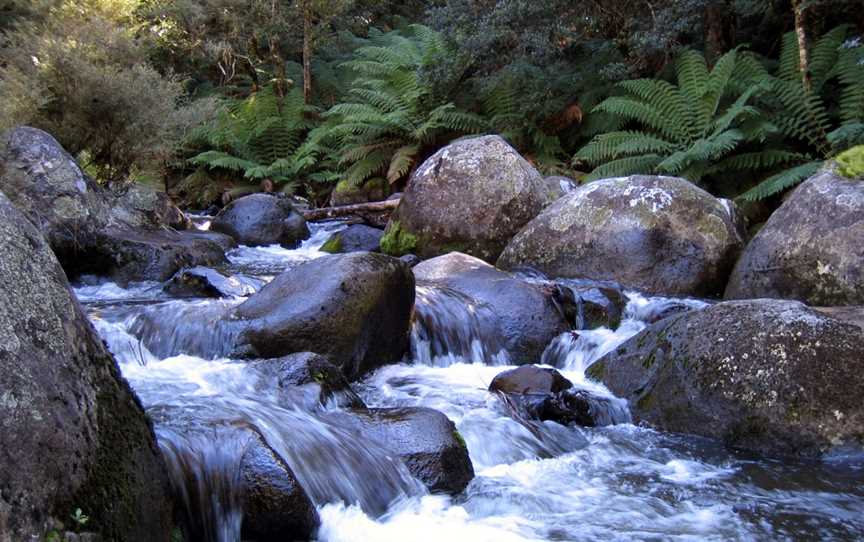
[
  {"left": 165, "top": 266, "right": 257, "bottom": 298},
  {"left": 249, "top": 352, "right": 364, "bottom": 409},
  {"left": 413, "top": 252, "right": 570, "bottom": 363},
  {"left": 228, "top": 252, "right": 415, "bottom": 379},
  {"left": 498, "top": 175, "right": 744, "bottom": 297},
  {"left": 321, "top": 224, "right": 384, "bottom": 254},
  {"left": 210, "top": 193, "right": 310, "bottom": 247},
  {"left": 589, "top": 299, "right": 864, "bottom": 458},
  {"left": 0, "top": 192, "right": 173, "bottom": 541},
  {"left": 335, "top": 407, "right": 474, "bottom": 494},
  {"left": 490, "top": 366, "right": 626, "bottom": 428},
  {"left": 725, "top": 170, "right": 864, "bottom": 305},
  {"left": 382, "top": 135, "right": 548, "bottom": 262}
]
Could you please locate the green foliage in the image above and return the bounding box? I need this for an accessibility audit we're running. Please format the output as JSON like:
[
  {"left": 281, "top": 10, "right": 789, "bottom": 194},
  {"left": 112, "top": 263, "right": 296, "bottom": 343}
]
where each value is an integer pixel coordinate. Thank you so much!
[
  {"left": 309, "top": 25, "right": 487, "bottom": 189},
  {"left": 189, "top": 85, "right": 319, "bottom": 193},
  {"left": 739, "top": 25, "right": 864, "bottom": 200},
  {"left": 836, "top": 145, "right": 864, "bottom": 179},
  {"left": 574, "top": 48, "right": 777, "bottom": 186},
  {"left": 380, "top": 220, "right": 417, "bottom": 256}
]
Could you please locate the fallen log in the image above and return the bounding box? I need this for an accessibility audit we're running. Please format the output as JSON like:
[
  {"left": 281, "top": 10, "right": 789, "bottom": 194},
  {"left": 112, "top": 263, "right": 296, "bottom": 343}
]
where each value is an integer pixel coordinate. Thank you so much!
[{"left": 303, "top": 199, "right": 399, "bottom": 227}]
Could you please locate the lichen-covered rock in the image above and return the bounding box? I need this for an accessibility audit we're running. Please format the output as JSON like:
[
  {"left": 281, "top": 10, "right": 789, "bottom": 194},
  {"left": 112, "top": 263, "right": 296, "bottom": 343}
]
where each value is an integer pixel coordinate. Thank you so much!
[
  {"left": 338, "top": 407, "right": 474, "bottom": 494},
  {"left": 228, "top": 252, "right": 415, "bottom": 379},
  {"left": 498, "top": 175, "right": 744, "bottom": 296},
  {"left": 725, "top": 170, "right": 864, "bottom": 305},
  {"left": 211, "top": 193, "right": 310, "bottom": 247},
  {"left": 542, "top": 175, "right": 577, "bottom": 203},
  {"left": 413, "top": 252, "right": 570, "bottom": 363},
  {"left": 588, "top": 299, "right": 864, "bottom": 458},
  {"left": 321, "top": 224, "right": 384, "bottom": 254},
  {"left": 382, "top": 135, "right": 548, "bottom": 262},
  {"left": 0, "top": 192, "right": 173, "bottom": 541}
]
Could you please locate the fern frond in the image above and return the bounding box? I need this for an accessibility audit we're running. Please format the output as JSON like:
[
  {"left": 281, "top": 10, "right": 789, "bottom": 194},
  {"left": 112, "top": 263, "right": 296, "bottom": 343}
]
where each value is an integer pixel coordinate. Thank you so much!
[
  {"left": 594, "top": 97, "right": 685, "bottom": 141},
  {"left": 387, "top": 144, "right": 419, "bottom": 183},
  {"left": 584, "top": 154, "right": 663, "bottom": 182},
  {"left": 738, "top": 161, "right": 821, "bottom": 201}
]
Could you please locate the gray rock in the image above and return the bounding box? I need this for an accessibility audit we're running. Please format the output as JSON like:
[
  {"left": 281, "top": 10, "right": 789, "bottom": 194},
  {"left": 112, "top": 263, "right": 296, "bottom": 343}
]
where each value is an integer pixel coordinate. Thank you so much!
[
  {"left": 165, "top": 266, "right": 257, "bottom": 298},
  {"left": 542, "top": 175, "right": 577, "bottom": 202},
  {"left": 725, "top": 170, "right": 864, "bottom": 305},
  {"left": 0, "top": 191, "right": 173, "bottom": 541},
  {"left": 321, "top": 224, "right": 384, "bottom": 254},
  {"left": 248, "top": 352, "right": 364, "bottom": 409},
  {"left": 383, "top": 135, "right": 548, "bottom": 262},
  {"left": 337, "top": 407, "right": 474, "bottom": 494},
  {"left": 228, "top": 252, "right": 415, "bottom": 379},
  {"left": 588, "top": 299, "right": 864, "bottom": 458},
  {"left": 108, "top": 183, "right": 193, "bottom": 231},
  {"left": 398, "top": 254, "right": 421, "bottom": 267},
  {"left": 413, "top": 252, "right": 570, "bottom": 363},
  {"left": 211, "top": 193, "right": 310, "bottom": 247},
  {"left": 498, "top": 175, "right": 744, "bottom": 297}
]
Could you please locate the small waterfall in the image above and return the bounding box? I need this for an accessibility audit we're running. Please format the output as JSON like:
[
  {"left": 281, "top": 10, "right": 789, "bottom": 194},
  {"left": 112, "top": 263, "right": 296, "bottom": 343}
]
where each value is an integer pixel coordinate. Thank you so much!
[{"left": 411, "top": 284, "right": 509, "bottom": 366}]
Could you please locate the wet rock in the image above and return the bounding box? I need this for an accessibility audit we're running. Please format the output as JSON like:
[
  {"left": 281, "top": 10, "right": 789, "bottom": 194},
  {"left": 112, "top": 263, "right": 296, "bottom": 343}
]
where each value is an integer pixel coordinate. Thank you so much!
[
  {"left": 489, "top": 366, "right": 623, "bottom": 428},
  {"left": 340, "top": 407, "right": 474, "bottom": 494},
  {"left": 240, "top": 431, "right": 321, "bottom": 542},
  {"left": 588, "top": 299, "right": 864, "bottom": 458},
  {"left": 211, "top": 193, "right": 310, "bottom": 247},
  {"left": 413, "top": 252, "right": 570, "bottom": 363},
  {"left": 0, "top": 192, "right": 173, "bottom": 541},
  {"left": 382, "top": 135, "right": 548, "bottom": 262},
  {"left": 228, "top": 252, "right": 415, "bottom": 379},
  {"left": 398, "top": 254, "right": 421, "bottom": 267},
  {"left": 489, "top": 365, "right": 573, "bottom": 395},
  {"left": 320, "top": 224, "right": 384, "bottom": 254},
  {"left": 84, "top": 229, "right": 230, "bottom": 285},
  {"left": 725, "top": 170, "right": 864, "bottom": 305},
  {"left": 551, "top": 279, "right": 626, "bottom": 330},
  {"left": 165, "top": 266, "right": 257, "bottom": 298},
  {"left": 249, "top": 352, "right": 364, "bottom": 409},
  {"left": 498, "top": 175, "right": 744, "bottom": 297}
]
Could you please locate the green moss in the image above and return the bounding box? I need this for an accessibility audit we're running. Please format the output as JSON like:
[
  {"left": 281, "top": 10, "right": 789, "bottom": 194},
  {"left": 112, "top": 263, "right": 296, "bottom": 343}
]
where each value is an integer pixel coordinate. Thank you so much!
[
  {"left": 586, "top": 361, "right": 605, "bottom": 380},
  {"left": 380, "top": 220, "right": 418, "bottom": 256},
  {"left": 320, "top": 234, "right": 343, "bottom": 254},
  {"left": 453, "top": 430, "right": 467, "bottom": 450},
  {"left": 836, "top": 145, "right": 864, "bottom": 179}
]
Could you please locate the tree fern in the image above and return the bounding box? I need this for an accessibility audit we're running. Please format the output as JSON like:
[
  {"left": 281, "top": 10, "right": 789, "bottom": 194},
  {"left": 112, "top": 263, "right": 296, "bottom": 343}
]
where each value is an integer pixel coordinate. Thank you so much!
[{"left": 574, "top": 48, "right": 770, "bottom": 186}]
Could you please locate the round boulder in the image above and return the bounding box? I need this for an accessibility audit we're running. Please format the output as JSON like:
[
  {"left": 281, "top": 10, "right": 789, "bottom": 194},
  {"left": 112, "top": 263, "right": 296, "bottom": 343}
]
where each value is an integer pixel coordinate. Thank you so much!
[
  {"left": 228, "top": 252, "right": 415, "bottom": 379},
  {"left": 381, "top": 135, "right": 548, "bottom": 262},
  {"left": 497, "top": 175, "right": 744, "bottom": 296},
  {"left": 211, "top": 193, "right": 310, "bottom": 247},
  {"left": 588, "top": 299, "right": 864, "bottom": 458},
  {"left": 0, "top": 192, "right": 173, "bottom": 541},
  {"left": 413, "top": 252, "right": 570, "bottom": 363},
  {"left": 321, "top": 224, "right": 384, "bottom": 254},
  {"left": 725, "top": 170, "right": 864, "bottom": 305}
]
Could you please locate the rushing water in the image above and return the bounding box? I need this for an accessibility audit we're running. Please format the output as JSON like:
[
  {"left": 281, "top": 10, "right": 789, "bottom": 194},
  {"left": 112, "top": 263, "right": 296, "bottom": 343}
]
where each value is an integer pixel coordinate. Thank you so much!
[{"left": 73, "top": 221, "right": 864, "bottom": 542}]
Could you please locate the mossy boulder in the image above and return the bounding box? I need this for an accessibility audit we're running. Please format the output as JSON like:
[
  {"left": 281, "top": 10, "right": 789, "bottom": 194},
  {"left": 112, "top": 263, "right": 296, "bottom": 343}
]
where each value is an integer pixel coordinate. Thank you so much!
[
  {"left": 498, "top": 175, "right": 744, "bottom": 296},
  {"left": 0, "top": 191, "right": 173, "bottom": 541},
  {"left": 321, "top": 224, "right": 384, "bottom": 254},
  {"left": 384, "top": 135, "right": 548, "bottom": 262},
  {"left": 227, "top": 252, "right": 415, "bottom": 379},
  {"left": 211, "top": 193, "right": 310, "bottom": 248},
  {"left": 836, "top": 145, "right": 864, "bottom": 179},
  {"left": 588, "top": 299, "right": 864, "bottom": 458},
  {"left": 726, "top": 170, "right": 864, "bottom": 305},
  {"left": 330, "top": 177, "right": 388, "bottom": 206}
]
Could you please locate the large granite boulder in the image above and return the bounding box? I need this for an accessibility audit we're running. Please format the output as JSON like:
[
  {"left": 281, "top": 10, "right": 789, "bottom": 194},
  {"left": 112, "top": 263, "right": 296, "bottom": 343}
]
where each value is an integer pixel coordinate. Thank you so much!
[
  {"left": 725, "top": 170, "right": 864, "bottom": 305},
  {"left": 498, "top": 175, "right": 744, "bottom": 297},
  {"left": 381, "top": 135, "right": 548, "bottom": 262},
  {"left": 227, "top": 252, "right": 415, "bottom": 379},
  {"left": 588, "top": 299, "right": 864, "bottom": 458},
  {"left": 413, "top": 252, "right": 570, "bottom": 364},
  {"left": 210, "top": 193, "right": 310, "bottom": 247},
  {"left": 0, "top": 192, "right": 173, "bottom": 541}
]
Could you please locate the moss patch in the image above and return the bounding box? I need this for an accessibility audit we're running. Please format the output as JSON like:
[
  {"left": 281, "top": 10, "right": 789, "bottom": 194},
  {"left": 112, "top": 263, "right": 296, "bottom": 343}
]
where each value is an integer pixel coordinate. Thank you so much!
[
  {"left": 836, "top": 146, "right": 864, "bottom": 179},
  {"left": 380, "top": 220, "right": 418, "bottom": 256},
  {"left": 320, "top": 234, "right": 343, "bottom": 254},
  {"left": 453, "top": 430, "right": 467, "bottom": 450}
]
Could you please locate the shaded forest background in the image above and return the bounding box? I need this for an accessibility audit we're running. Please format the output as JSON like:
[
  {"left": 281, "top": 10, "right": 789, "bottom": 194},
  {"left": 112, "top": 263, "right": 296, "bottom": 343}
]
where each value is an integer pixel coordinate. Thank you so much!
[{"left": 1, "top": 0, "right": 862, "bottom": 211}]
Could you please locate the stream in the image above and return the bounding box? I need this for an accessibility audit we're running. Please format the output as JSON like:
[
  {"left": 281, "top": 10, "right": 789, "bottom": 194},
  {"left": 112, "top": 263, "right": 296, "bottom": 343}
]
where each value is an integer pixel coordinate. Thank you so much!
[{"left": 73, "top": 221, "right": 864, "bottom": 542}]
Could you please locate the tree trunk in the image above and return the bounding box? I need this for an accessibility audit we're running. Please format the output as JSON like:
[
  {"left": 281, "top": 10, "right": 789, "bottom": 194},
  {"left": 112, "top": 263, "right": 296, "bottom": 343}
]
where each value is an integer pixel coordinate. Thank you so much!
[
  {"left": 704, "top": 1, "right": 731, "bottom": 67},
  {"left": 302, "top": 199, "right": 399, "bottom": 227},
  {"left": 793, "top": 0, "right": 812, "bottom": 92},
  {"left": 303, "top": 0, "right": 313, "bottom": 104}
]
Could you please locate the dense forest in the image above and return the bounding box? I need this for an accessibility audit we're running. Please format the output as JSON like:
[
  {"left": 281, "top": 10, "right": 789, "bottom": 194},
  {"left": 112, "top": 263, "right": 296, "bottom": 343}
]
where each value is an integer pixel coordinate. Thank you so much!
[{"left": 2, "top": 0, "right": 862, "bottom": 215}]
